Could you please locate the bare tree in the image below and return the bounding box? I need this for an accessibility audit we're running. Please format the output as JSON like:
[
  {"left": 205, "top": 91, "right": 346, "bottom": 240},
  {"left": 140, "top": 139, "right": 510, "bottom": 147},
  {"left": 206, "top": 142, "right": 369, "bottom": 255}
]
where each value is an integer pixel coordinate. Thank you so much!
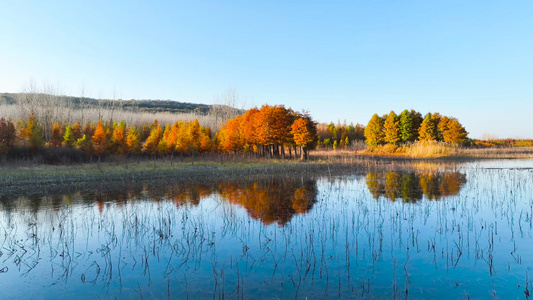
[
  {"left": 208, "top": 88, "right": 245, "bottom": 132},
  {"left": 15, "top": 81, "right": 77, "bottom": 141}
]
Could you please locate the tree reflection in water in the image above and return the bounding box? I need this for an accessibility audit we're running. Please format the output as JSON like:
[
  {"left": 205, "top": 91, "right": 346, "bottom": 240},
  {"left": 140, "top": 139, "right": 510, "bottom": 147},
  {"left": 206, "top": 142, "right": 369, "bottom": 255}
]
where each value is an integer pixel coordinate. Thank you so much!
[
  {"left": 365, "top": 170, "right": 466, "bottom": 202},
  {"left": 0, "top": 177, "right": 318, "bottom": 227},
  {"left": 218, "top": 178, "right": 317, "bottom": 225}
]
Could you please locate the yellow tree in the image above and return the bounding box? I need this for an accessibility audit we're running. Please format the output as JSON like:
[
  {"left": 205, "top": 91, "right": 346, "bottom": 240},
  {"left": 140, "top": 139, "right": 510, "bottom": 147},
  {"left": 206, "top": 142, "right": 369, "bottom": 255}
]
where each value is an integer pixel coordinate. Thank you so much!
[
  {"left": 364, "top": 114, "right": 384, "bottom": 147},
  {"left": 186, "top": 119, "right": 202, "bottom": 154},
  {"left": 62, "top": 124, "right": 74, "bottom": 147},
  {"left": 143, "top": 123, "right": 163, "bottom": 155},
  {"left": 174, "top": 122, "right": 189, "bottom": 155},
  {"left": 383, "top": 111, "right": 400, "bottom": 145},
  {"left": 126, "top": 125, "right": 141, "bottom": 154},
  {"left": 199, "top": 127, "right": 213, "bottom": 152},
  {"left": 437, "top": 116, "right": 450, "bottom": 142},
  {"left": 112, "top": 121, "right": 128, "bottom": 154},
  {"left": 157, "top": 123, "right": 171, "bottom": 154},
  {"left": 442, "top": 119, "right": 468, "bottom": 144},
  {"left": 418, "top": 113, "right": 436, "bottom": 141}
]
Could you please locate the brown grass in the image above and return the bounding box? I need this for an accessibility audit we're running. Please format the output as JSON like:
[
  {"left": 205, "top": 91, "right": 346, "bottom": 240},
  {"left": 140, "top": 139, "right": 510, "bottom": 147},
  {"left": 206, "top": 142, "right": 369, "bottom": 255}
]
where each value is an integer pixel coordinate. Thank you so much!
[
  {"left": 354, "top": 141, "right": 457, "bottom": 158},
  {"left": 456, "top": 146, "right": 533, "bottom": 159},
  {"left": 319, "top": 143, "right": 533, "bottom": 160}
]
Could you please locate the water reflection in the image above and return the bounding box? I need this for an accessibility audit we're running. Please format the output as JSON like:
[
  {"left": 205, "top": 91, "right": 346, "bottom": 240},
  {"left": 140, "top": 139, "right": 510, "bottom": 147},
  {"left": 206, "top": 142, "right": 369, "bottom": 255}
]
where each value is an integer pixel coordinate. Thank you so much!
[
  {"left": 365, "top": 170, "right": 467, "bottom": 201},
  {"left": 1, "top": 162, "right": 533, "bottom": 299},
  {"left": 219, "top": 179, "right": 317, "bottom": 225},
  {"left": 0, "top": 177, "right": 317, "bottom": 226}
]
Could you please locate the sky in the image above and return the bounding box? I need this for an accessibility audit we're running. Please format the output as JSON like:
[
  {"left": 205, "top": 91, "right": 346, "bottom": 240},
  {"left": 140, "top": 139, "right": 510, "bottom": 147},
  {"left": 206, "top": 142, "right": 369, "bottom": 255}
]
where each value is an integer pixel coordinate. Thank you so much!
[{"left": 1, "top": 1, "right": 532, "bottom": 139}]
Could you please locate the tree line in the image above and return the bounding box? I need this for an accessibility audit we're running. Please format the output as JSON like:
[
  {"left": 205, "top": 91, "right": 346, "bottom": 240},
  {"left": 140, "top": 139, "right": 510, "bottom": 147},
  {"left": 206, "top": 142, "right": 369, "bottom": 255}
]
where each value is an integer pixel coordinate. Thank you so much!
[
  {"left": 0, "top": 116, "right": 213, "bottom": 161},
  {"left": 0, "top": 104, "right": 319, "bottom": 162},
  {"left": 0, "top": 107, "right": 472, "bottom": 163},
  {"left": 364, "top": 109, "right": 469, "bottom": 147}
]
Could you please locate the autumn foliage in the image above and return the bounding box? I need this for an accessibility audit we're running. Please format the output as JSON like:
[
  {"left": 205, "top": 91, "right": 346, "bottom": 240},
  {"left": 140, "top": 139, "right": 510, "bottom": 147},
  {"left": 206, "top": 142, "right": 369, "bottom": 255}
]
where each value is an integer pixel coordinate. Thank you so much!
[
  {"left": 0, "top": 113, "right": 214, "bottom": 162},
  {"left": 216, "top": 105, "right": 318, "bottom": 159},
  {"left": 0, "top": 105, "right": 488, "bottom": 163},
  {"left": 365, "top": 110, "right": 469, "bottom": 148}
]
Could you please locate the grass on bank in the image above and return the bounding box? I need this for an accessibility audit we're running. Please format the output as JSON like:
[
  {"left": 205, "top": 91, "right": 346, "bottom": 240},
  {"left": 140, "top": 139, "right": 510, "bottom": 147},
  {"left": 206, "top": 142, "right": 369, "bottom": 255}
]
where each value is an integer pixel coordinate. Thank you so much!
[
  {"left": 0, "top": 155, "right": 373, "bottom": 195},
  {"left": 359, "top": 141, "right": 458, "bottom": 158},
  {"left": 357, "top": 141, "right": 533, "bottom": 159}
]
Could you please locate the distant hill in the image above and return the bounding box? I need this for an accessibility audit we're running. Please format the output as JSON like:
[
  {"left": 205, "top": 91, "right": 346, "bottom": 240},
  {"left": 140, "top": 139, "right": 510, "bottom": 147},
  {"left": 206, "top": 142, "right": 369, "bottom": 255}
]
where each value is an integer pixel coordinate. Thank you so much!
[{"left": 0, "top": 93, "right": 214, "bottom": 115}]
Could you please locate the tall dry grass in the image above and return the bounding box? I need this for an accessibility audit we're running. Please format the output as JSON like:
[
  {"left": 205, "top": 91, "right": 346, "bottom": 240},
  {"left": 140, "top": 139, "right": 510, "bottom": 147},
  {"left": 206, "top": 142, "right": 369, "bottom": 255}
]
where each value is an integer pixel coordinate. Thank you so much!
[
  {"left": 358, "top": 141, "right": 458, "bottom": 158},
  {"left": 399, "top": 141, "right": 457, "bottom": 158},
  {"left": 0, "top": 103, "right": 218, "bottom": 131},
  {"left": 457, "top": 146, "right": 533, "bottom": 159}
]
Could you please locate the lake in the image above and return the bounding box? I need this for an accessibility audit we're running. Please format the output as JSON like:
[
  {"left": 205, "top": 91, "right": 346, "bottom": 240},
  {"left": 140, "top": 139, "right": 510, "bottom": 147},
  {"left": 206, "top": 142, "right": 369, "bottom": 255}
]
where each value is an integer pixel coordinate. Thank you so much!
[{"left": 1, "top": 159, "right": 532, "bottom": 299}]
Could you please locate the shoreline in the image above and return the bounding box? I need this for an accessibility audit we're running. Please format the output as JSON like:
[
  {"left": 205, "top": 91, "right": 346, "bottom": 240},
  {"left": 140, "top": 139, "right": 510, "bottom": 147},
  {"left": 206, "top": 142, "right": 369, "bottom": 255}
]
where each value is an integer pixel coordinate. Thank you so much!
[{"left": 2, "top": 149, "right": 532, "bottom": 197}]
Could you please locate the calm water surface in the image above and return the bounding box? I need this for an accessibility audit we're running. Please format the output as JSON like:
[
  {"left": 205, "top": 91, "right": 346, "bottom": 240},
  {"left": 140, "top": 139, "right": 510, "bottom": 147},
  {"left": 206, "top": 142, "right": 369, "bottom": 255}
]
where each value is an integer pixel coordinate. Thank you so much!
[{"left": 1, "top": 159, "right": 533, "bottom": 299}]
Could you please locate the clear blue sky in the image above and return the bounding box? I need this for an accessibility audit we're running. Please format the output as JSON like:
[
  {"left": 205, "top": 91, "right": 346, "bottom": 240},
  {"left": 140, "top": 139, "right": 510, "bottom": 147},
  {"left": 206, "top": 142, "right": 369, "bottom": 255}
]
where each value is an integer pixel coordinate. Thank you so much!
[{"left": 1, "top": 1, "right": 532, "bottom": 139}]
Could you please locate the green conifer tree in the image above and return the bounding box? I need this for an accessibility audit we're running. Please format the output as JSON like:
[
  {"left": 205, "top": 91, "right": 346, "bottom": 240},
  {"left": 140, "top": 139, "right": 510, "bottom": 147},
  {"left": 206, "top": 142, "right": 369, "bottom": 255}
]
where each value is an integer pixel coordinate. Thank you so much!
[{"left": 399, "top": 109, "right": 414, "bottom": 142}]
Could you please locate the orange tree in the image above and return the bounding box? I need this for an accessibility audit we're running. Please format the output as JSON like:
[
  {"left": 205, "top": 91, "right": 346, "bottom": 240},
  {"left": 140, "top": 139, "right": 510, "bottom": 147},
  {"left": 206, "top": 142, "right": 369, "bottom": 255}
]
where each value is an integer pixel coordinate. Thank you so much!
[
  {"left": 291, "top": 115, "right": 317, "bottom": 160},
  {"left": 92, "top": 120, "right": 107, "bottom": 159},
  {"left": 112, "top": 121, "right": 127, "bottom": 154},
  {"left": 49, "top": 123, "right": 63, "bottom": 147}
]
